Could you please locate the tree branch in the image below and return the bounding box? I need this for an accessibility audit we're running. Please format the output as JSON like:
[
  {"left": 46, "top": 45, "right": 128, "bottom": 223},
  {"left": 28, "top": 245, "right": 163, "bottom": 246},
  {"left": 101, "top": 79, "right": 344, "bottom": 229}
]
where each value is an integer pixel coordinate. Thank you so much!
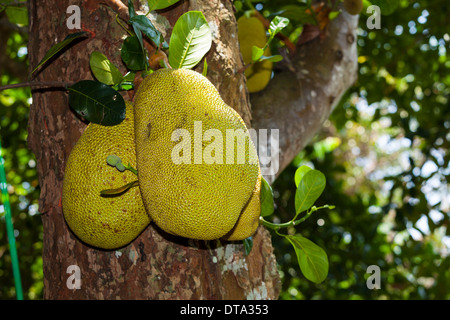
[
  {"left": 100, "top": 0, "right": 129, "bottom": 21},
  {"left": 0, "top": 81, "right": 71, "bottom": 91},
  {"left": 250, "top": 9, "right": 359, "bottom": 183}
]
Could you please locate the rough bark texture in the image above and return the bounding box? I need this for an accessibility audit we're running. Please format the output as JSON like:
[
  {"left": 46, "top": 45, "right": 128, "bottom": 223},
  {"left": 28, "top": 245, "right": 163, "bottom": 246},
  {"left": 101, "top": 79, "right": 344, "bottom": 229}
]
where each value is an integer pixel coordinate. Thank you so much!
[
  {"left": 28, "top": 0, "right": 280, "bottom": 300},
  {"left": 28, "top": 0, "right": 358, "bottom": 299},
  {"left": 251, "top": 7, "right": 359, "bottom": 182}
]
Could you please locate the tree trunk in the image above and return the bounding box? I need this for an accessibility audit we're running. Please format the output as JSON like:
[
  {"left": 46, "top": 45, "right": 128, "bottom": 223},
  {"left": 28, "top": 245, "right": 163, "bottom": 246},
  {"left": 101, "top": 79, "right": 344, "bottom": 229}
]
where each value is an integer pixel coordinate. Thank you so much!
[
  {"left": 28, "top": 0, "right": 280, "bottom": 300},
  {"left": 28, "top": 0, "right": 357, "bottom": 299}
]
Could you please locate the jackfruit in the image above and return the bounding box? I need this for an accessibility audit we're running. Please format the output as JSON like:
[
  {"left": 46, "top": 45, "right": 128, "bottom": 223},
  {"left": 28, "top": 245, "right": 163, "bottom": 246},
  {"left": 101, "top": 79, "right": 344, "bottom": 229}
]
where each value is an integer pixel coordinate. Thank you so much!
[
  {"left": 223, "top": 169, "right": 262, "bottom": 241},
  {"left": 62, "top": 101, "right": 150, "bottom": 249},
  {"left": 133, "top": 68, "right": 260, "bottom": 240},
  {"left": 238, "top": 16, "right": 273, "bottom": 93}
]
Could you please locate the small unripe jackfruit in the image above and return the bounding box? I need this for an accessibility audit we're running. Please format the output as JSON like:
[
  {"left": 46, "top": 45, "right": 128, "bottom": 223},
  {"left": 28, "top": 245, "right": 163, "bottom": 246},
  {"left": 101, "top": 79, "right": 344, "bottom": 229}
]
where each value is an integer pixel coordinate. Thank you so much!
[
  {"left": 62, "top": 102, "right": 150, "bottom": 249},
  {"left": 238, "top": 16, "right": 273, "bottom": 93}
]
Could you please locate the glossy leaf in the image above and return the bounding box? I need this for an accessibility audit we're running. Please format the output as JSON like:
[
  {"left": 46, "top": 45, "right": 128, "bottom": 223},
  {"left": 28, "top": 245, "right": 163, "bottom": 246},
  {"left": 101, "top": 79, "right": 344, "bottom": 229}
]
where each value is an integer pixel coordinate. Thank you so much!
[
  {"left": 68, "top": 80, "right": 126, "bottom": 126},
  {"left": 243, "top": 237, "right": 253, "bottom": 256},
  {"left": 148, "top": 0, "right": 181, "bottom": 11},
  {"left": 32, "top": 32, "right": 87, "bottom": 74},
  {"left": 251, "top": 46, "right": 264, "bottom": 63},
  {"left": 129, "top": 15, "right": 162, "bottom": 47},
  {"left": 89, "top": 51, "right": 123, "bottom": 85},
  {"left": 287, "top": 234, "right": 329, "bottom": 284},
  {"left": 128, "top": 0, "right": 136, "bottom": 18},
  {"left": 121, "top": 36, "right": 147, "bottom": 71},
  {"left": 269, "top": 16, "right": 290, "bottom": 37},
  {"left": 259, "top": 54, "right": 283, "bottom": 62},
  {"left": 168, "top": 11, "right": 212, "bottom": 69},
  {"left": 294, "top": 169, "right": 326, "bottom": 214},
  {"left": 294, "top": 165, "right": 312, "bottom": 188}
]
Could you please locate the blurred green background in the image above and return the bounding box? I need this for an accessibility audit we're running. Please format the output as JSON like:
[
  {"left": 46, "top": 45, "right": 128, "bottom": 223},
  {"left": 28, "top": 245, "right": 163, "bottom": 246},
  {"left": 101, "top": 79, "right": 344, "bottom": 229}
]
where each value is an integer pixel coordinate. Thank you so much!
[{"left": 0, "top": 0, "right": 449, "bottom": 299}]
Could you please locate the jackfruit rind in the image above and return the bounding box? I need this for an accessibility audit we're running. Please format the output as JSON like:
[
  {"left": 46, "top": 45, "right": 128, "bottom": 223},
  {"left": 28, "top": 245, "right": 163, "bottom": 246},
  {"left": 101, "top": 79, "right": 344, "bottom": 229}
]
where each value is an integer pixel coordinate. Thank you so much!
[
  {"left": 62, "top": 101, "right": 150, "bottom": 250},
  {"left": 223, "top": 169, "right": 262, "bottom": 241},
  {"left": 238, "top": 16, "right": 273, "bottom": 93},
  {"left": 133, "top": 68, "right": 260, "bottom": 240}
]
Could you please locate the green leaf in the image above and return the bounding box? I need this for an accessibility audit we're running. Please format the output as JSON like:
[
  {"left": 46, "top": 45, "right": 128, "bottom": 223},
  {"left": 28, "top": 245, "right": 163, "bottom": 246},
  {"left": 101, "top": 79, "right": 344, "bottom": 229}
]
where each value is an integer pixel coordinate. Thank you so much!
[
  {"left": 106, "top": 155, "right": 122, "bottom": 166},
  {"left": 287, "top": 234, "right": 329, "bottom": 284},
  {"left": 260, "top": 176, "right": 274, "bottom": 217},
  {"left": 259, "top": 54, "right": 283, "bottom": 63},
  {"left": 243, "top": 237, "right": 253, "bottom": 256},
  {"left": 123, "top": 71, "right": 136, "bottom": 82},
  {"left": 168, "top": 11, "right": 212, "bottom": 69},
  {"left": 89, "top": 51, "right": 123, "bottom": 85},
  {"left": 128, "top": 0, "right": 136, "bottom": 19},
  {"left": 148, "top": 0, "right": 181, "bottom": 11},
  {"left": 129, "top": 15, "right": 162, "bottom": 47},
  {"left": 202, "top": 58, "right": 208, "bottom": 76},
  {"left": 294, "top": 165, "right": 312, "bottom": 188},
  {"left": 294, "top": 170, "right": 326, "bottom": 214},
  {"left": 328, "top": 10, "right": 341, "bottom": 21},
  {"left": 5, "top": 6, "right": 28, "bottom": 26},
  {"left": 68, "top": 80, "right": 126, "bottom": 126},
  {"left": 121, "top": 36, "right": 147, "bottom": 71},
  {"left": 269, "top": 16, "right": 290, "bottom": 37},
  {"left": 32, "top": 32, "right": 87, "bottom": 74},
  {"left": 113, "top": 71, "right": 135, "bottom": 91},
  {"left": 251, "top": 46, "right": 264, "bottom": 63}
]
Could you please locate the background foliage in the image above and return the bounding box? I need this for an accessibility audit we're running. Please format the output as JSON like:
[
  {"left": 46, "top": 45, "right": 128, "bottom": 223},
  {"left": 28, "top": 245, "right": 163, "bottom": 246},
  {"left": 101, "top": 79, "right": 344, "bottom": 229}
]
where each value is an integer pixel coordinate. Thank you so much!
[{"left": 0, "top": 0, "right": 448, "bottom": 299}]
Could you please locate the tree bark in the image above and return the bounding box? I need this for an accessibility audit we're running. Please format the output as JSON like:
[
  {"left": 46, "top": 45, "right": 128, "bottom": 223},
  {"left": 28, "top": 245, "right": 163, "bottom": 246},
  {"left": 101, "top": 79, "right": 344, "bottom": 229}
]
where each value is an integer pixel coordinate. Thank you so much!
[
  {"left": 28, "top": 0, "right": 280, "bottom": 300},
  {"left": 251, "top": 8, "right": 359, "bottom": 183},
  {"left": 28, "top": 0, "right": 357, "bottom": 299}
]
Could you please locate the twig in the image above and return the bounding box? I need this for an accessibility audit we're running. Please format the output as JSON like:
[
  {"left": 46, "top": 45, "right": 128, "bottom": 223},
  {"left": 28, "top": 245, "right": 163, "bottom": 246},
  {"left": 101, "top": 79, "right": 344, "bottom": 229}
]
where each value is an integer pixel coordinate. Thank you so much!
[
  {"left": 0, "top": 81, "right": 72, "bottom": 91},
  {"left": 100, "top": 0, "right": 129, "bottom": 21},
  {"left": 252, "top": 11, "right": 296, "bottom": 54}
]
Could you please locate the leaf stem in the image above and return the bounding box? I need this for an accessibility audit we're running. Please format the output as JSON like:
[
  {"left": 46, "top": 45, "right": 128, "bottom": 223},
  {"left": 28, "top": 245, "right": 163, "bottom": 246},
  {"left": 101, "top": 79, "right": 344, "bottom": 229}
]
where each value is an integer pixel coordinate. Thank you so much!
[
  {"left": 125, "top": 163, "right": 138, "bottom": 175},
  {"left": 115, "top": 13, "right": 133, "bottom": 36},
  {"left": 260, "top": 204, "right": 334, "bottom": 231}
]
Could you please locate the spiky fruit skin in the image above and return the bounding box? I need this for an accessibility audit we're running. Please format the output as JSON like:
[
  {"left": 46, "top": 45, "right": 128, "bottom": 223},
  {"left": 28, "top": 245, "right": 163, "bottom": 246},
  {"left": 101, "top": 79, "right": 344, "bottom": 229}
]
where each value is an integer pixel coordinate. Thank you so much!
[
  {"left": 344, "top": 0, "right": 363, "bottom": 15},
  {"left": 238, "top": 16, "right": 273, "bottom": 93},
  {"left": 223, "top": 169, "right": 262, "bottom": 241},
  {"left": 133, "top": 68, "right": 260, "bottom": 240},
  {"left": 62, "top": 102, "right": 150, "bottom": 250}
]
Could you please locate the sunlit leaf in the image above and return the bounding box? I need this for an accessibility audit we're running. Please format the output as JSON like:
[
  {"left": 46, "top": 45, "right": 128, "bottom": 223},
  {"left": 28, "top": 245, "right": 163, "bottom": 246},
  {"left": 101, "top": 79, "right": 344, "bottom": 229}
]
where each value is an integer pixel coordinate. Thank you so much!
[
  {"left": 148, "top": 0, "right": 181, "bottom": 11},
  {"left": 89, "top": 51, "right": 123, "bottom": 85},
  {"left": 287, "top": 234, "right": 329, "bottom": 284},
  {"left": 294, "top": 165, "right": 312, "bottom": 188},
  {"left": 294, "top": 170, "right": 326, "bottom": 214},
  {"left": 168, "top": 11, "right": 212, "bottom": 69}
]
